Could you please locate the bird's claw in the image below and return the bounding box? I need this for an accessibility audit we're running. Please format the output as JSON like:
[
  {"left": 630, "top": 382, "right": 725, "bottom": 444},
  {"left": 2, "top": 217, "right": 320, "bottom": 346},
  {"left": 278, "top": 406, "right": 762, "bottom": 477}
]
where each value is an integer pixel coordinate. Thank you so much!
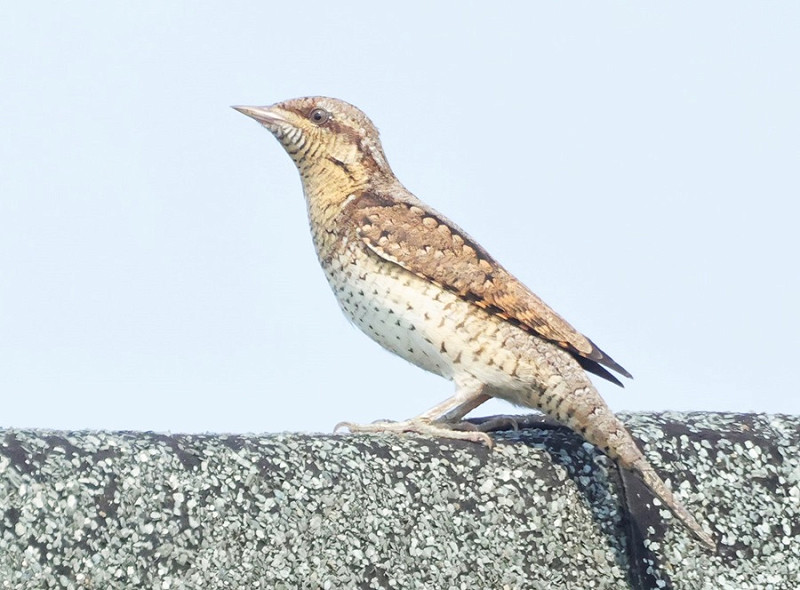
[{"left": 334, "top": 418, "right": 494, "bottom": 448}]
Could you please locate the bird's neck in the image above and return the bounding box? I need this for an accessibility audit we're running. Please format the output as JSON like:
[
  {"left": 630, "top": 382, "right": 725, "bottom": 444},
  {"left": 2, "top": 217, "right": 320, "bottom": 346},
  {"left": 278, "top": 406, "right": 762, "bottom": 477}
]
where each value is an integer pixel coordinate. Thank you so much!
[
  {"left": 300, "top": 162, "right": 400, "bottom": 261},
  {"left": 299, "top": 150, "right": 396, "bottom": 227},
  {"left": 300, "top": 163, "right": 367, "bottom": 229}
]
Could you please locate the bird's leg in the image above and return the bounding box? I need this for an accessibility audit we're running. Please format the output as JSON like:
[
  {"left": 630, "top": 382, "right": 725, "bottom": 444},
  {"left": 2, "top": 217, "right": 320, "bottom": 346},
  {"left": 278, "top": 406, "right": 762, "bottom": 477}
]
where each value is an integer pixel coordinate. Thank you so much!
[
  {"left": 335, "top": 380, "right": 495, "bottom": 446},
  {"left": 436, "top": 391, "right": 491, "bottom": 422},
  {"left": 436, "top": 386, "right": 520, "bottom": 433}
]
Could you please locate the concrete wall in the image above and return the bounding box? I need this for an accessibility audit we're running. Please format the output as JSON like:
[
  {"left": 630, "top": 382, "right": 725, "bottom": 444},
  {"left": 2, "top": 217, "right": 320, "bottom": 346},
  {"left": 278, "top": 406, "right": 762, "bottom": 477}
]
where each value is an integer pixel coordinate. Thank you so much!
[{"left": 1, "top": 412, "right": 797, "bottom": 589}]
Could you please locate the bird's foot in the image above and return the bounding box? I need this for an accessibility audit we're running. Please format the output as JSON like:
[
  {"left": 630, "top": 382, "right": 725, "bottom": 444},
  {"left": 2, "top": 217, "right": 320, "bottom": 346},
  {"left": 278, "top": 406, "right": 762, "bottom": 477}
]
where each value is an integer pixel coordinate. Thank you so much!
[
  {"left": 453, "top": 415, "right": 519, "bottom": 432},
  {"left": 334, "top": 418, "right": 494, "bottom": 447}
]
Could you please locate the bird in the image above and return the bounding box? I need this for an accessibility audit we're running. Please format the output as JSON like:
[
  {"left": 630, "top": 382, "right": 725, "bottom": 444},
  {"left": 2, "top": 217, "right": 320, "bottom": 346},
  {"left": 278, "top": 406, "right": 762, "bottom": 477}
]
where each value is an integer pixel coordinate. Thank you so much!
[{"left": 233, "top": 97, "right": 716, "bottom": 551}]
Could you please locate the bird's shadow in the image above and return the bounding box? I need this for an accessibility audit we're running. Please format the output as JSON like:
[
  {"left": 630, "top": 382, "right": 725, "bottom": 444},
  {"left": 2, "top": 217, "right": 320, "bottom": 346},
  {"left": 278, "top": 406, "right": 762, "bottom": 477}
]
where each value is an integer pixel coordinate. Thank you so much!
[{"left": 467, "top": 414, "right": 674, "bottom": 590}]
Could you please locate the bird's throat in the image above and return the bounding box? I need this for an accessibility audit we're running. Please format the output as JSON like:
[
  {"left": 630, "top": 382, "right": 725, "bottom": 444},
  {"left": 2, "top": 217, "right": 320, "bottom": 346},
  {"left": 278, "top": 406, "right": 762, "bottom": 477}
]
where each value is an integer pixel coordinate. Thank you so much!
[{"left": 297, "top": 152, "right": 371, "bottom": 233}]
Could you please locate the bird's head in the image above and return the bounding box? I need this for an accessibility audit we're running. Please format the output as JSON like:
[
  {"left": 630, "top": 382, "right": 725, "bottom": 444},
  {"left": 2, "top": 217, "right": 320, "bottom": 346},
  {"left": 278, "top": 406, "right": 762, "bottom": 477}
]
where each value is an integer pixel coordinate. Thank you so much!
[{"left": 233, "top": 97, "right": 392, "bottom": 194}]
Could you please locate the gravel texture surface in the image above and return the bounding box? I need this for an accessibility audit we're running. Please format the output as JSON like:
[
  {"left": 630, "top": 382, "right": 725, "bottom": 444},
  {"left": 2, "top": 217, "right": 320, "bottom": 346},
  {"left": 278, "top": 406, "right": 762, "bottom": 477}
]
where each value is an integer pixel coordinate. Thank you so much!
[{"left": 1, "top": 412, "right": 798, "bottom": 589}]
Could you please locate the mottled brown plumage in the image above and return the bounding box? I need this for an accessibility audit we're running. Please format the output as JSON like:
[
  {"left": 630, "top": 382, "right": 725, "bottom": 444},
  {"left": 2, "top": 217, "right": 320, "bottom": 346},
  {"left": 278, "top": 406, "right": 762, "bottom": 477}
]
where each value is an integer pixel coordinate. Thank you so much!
[
  {"left": 233, "top": 96, "right": 716, "bottom": 551},
  {"left": 352, "top": 193, "right": 631, "bottom": 385}
]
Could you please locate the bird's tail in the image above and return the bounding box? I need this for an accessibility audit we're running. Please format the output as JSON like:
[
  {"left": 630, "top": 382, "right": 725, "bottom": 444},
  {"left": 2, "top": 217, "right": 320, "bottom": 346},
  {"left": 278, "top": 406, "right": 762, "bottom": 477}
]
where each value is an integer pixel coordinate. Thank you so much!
[
  {"left": 627, "top": 454, "right": 717, "bottom": 552},
  {"left": 543, "top": 383, "right": 717, "bottom": 552}
]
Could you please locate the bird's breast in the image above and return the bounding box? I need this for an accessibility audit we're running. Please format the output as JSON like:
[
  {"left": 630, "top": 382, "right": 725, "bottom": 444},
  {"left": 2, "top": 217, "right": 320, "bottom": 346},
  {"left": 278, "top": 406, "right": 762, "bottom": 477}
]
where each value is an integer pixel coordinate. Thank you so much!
[{"left": 319, "top": 241, "right": 537, "bottom": 392}]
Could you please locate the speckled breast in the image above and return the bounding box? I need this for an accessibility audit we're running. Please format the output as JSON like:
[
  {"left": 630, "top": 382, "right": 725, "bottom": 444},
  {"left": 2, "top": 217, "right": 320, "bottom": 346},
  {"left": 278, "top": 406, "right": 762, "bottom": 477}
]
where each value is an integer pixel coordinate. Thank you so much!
[{"left": 319, "top": 241, "right": 535, "bottom": 393}]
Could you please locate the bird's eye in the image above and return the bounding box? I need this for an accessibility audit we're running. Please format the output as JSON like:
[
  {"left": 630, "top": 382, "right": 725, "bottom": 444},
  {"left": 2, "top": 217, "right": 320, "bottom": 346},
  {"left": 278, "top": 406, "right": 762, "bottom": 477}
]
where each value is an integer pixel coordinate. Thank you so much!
[{"left": 309, "top": 108, "right": 331, "bottom": 125}]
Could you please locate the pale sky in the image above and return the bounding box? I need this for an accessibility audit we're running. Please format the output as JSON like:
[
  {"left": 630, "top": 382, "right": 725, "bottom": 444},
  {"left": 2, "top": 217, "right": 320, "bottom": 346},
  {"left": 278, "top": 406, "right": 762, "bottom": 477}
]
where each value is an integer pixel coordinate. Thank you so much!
[{"left": 2, "top": 2, "right": 798, "bottom": 434}]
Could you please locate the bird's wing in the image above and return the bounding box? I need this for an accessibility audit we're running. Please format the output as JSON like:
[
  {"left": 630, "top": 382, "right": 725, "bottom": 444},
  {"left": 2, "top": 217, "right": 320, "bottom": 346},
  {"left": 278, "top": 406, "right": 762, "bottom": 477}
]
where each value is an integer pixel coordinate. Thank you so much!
[{"left": 349, "top": 192, "right": 631, "bottom": 385}]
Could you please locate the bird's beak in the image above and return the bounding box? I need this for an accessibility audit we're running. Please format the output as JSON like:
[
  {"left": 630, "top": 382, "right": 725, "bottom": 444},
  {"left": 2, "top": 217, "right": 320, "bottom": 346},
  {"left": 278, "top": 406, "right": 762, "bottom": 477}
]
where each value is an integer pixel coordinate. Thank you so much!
[{"left": 231, "top": 105, "right": 288, "bottom": 126}]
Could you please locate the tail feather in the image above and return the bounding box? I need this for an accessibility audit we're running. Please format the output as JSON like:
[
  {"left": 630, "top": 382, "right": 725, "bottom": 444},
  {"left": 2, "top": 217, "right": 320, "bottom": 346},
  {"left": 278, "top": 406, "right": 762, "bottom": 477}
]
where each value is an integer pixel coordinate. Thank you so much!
[
  {"left": 629, "top": 457, "right": 717, "bottom": 552},
  {"left": 546, "top": 383, "right": 716, "bottom": 552}
]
